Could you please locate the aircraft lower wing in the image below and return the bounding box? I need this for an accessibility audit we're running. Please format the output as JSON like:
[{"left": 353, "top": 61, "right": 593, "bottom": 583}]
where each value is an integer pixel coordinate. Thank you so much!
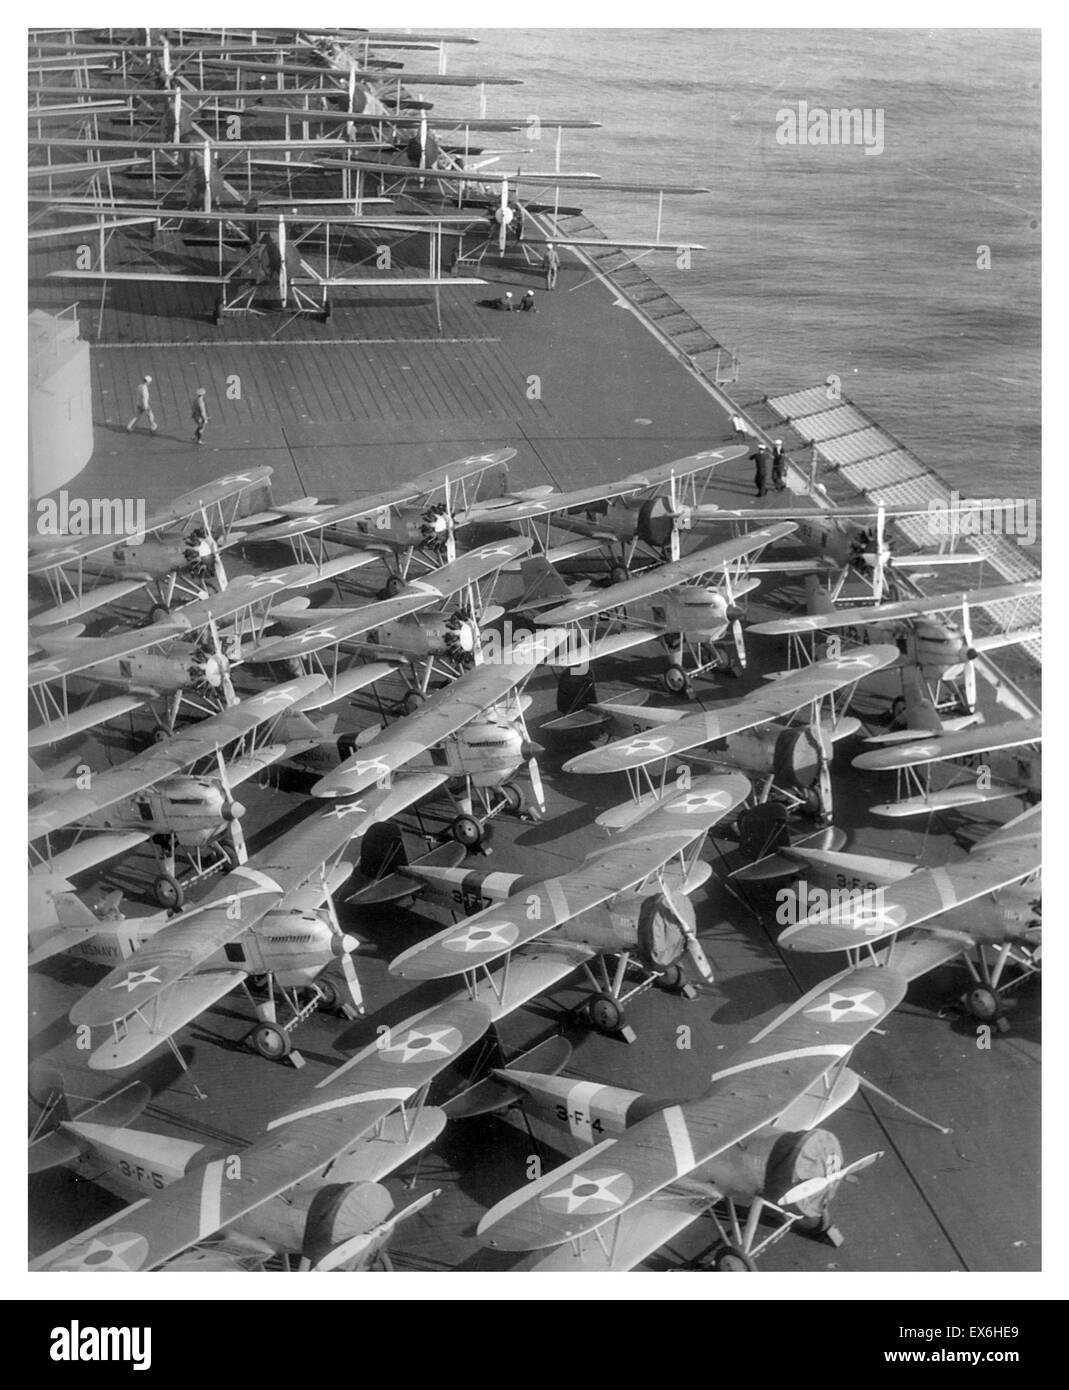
[
  {"left": 477, "top": 965, "right": 907, "bottom": 1251},
  {"left": 852, "top": 717, "right": 1042, "bottom": 772},
  {"left": 870, "top": 785, "right": 1028, "bottom": 817},
  {"left": 30, "top": 580, "right": 149, "bottom": 630},
  {"left": 246, "top": 592, "right": 434, "bottom": 663},
  {"left": 516, "top": 1191, "right": 715, "bottom": 1271},
  {"left": 32, "top": 998, "right": 493, "bottom": 1271},
  {"left": 780, "top": 807, "right": 1041, "bottom": 953},
  {"left": 566, "top": 646, "right": 900, "bottom": 775},
  {"left": 88, "top": 971, "right": 249, "bottom": 1070},
  {"left": 29, "top": 696, "right": 146, "bottom": 750}
]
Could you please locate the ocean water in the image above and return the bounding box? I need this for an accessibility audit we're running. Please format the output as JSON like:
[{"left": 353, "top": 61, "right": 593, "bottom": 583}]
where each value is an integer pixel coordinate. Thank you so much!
[{"left": 435, "top": 28, "right": 1040, "bottom": 515}]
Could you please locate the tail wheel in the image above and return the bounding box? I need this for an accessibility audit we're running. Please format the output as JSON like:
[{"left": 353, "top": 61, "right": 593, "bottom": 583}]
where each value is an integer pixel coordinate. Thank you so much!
[
  {"left": 152, "top": 873, "right": 183, "bottom": 910},
  {"left": 250, "top": 1022, "right": 292, "bottom": 1061},
  {"left": 663, "top": 664, "right": 689, "bottom": 696},
  {"left": 587, "top": 993, "right": 624, "bottom": 1034},
  {"left": 711, "top": 1244, "right": 757, "bottom": 1272},
  {"left": 451, "top": 814, "right": 483, "bottom": 848}
]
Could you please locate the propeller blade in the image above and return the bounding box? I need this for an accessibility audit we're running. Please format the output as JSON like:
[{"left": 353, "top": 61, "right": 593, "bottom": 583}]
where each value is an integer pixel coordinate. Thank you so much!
[
  {"left": 227, "top": 811, "right": 248, "bottom": 865},
  {"left": 778, "top": 1151, "right": 884, "bottom": 1207},
  {"left": 339, "top": 950, "right": 365, "bottom": 1014},
  {"left": 731, "top": 617, "right": 746, "bottom": 670},
  {"left": 527, "top": 755, "right": 546, "bottom": 814},
  {"left": 872, "top": 504, "right": 887, "bottom": 601},
  {"left": 683, "top": 930, "right": 714, "bottom": 982}
]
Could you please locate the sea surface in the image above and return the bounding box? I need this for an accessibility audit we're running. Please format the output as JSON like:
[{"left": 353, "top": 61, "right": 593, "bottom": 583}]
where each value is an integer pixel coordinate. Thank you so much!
[{"left": 429, "top": 28, "right": 1040, "bottom": 524}]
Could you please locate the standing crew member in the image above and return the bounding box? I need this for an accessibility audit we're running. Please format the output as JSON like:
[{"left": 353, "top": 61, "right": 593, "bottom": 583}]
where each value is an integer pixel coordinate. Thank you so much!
[
  {"left": 771, "top": 439, "right": 788, "bottom": 492},
  {"left": 191, "top": 388, "right": 208, "bottom": 446},
  {"left": 126, "top": 375, "right": 157, "bottom": 434},
  {"left": 544, "top": 242, "right": 560, "bottom": 290},
  {"left": 754, "top": 442, "right": 773, "bottom": 498}
]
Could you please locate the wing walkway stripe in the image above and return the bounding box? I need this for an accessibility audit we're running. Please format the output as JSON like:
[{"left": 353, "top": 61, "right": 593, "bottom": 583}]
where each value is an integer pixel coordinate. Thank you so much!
[
  {"left": 710, "top": 1043, "right": 852, "bottom": 1083},
  {"left": 663, "top": 1104, "right": 697, "bottom": 1175},
  {"left": 197, "top": 1159, "right": 225, "bottom": 1239},
  {"left": 267, "top": 1085, "right": 413, "bottom": 1128}
]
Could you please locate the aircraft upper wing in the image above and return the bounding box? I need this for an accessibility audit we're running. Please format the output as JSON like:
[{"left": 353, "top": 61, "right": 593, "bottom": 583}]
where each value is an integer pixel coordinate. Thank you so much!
[
  {"left": 166, "top": 555, "right": 378, "bottom": 628},
  {"left": 32, "top": 997, "right": 493, "bottom": 1272},
  {"left": 28, "top": 677, "right": 325, "bottom": 840},
  {"left": 748, "top": 580, "right": 1043, "bottom": 636},
  {"left": 68, "top": 774, "right": 450, "bottom": 1029},
  {"left": 852, "top": 717, "right": 1042, "bottom": 772},
  {"left": 28, "top": 468, "right": 273, "bottom": 572},
  {"left": 28, "top": 620, "right": 190, "bottom": 686},
  {"left": 311, "top": 632, "right": 561, "bottom": 797},
  {"left": 477, "top": 964, "right": 907, "bottom": 1251},
  {"left": 566, "top": 646, "right": 900, "bottom": 776},
  {"left": 246, "top": 592, "right": 436, "bottom": 663},
  {"left": 390, "top": 831, "right": 706, "bottom": 983},
  {"left": 462, "top": 472, "right": 653, "bottom": 526},
  {"left": 780, "top": 806, "right": 1041, "bottom": 954},
  {"left": 536, "top": 524, "right": 798, "bottom": 625},
  {"left": 245, "top": 450, "right": 515, "bottom": 545}
]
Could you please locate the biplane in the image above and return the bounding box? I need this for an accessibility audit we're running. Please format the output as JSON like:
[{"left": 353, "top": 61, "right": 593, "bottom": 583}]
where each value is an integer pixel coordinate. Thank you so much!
[
  {"left": 29, "top": 467, "right": 275, "bottom": 625},
  {"left": 49, "top": 779, "right": 452, "bottom": 1072},
  {"left": 850, "top": 717, "right": 1042, "bottom": 818},
  {"left": 387, "top": 774, "right": 749, "bottom": 1038},
  {"left": 474, "top": 963, "right": 907, "bottom": 1266},
  {"left": 30, "top": 990, "right": 494, "bottom": 1269},
  {"left": 747, "top": 579, "right": 1042, "bottom": 714},
  {"left": 562, "top": 646, "right": 901, "bottom": 824},
  {"left": 30, "top": 1077, "right": 439, "bottom": 1270},
  {"left": 29, "top": 677, "right": 324, "bottom": 907},
  {"left": 534, "top": 521, "right": 798, "bottom": 693},
  {"left": 779, "top": 806, "right": 1041, "bottom": 1029}
]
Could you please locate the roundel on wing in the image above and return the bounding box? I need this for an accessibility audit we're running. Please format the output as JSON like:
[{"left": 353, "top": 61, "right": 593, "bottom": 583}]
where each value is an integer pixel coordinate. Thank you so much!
[
  {"left": 540, "top": 1167, "right": 634, "bottom": 1216},
  {"left": 668, "top": 790, "right": 729, "bottom": 815},
  {"left": 443, "top": 919, "right": 521, "bottom": 953},
  {"left": 803, "top": 986, "right": 885, "bottom": 1024},
  {"left": 381, "top": 1023, "right": 464, "bottom": 1064},
  {"left": 824, "top": 899, "right": 909, "bottom": 935},
  {"left": 54, "top": 1231, "right": 151, "bottom": 1272}
]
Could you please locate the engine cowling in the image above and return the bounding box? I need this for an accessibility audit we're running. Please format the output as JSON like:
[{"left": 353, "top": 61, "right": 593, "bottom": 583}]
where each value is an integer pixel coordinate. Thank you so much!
[{"left": 692, "top": 1127, "right": 844, "bottom": 1219}]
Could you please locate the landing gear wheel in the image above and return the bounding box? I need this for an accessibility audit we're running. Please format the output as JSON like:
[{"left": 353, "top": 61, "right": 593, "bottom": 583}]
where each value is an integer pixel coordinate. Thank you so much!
[
  {"left": 152, "top": 873, "right": 183, "bottom": 910},
  {"left": 315, "top": 978, "right": 343, "bottom": 1014},
  {"left": 657, "top": 963, "right": 686, "bottom": 992},
  {"left": 711, "top": 1244, "right": 757, "bottom": 1272},
  {"left": 964, "top": 984, "right": 1000, "bottom": 1021},
  {"left": 500, "top": 782, "right": 524, "bottom": 814},
  {"left": 148, "top": 603, "right": 170, "bottom": 625},
  {"left": 796, "top": 1208, "right": 836, "bottom": 1238},
  {"left": 587, "top": 993, "right": 624, "bottom": 1034},
  {"left": 383, "top": 574, "right": 406, "bottom": 598},
  {"left": 151, "top": 725, "right": 171, "bottom": 745},
  {"left": 250, "top": 1022, "right": 292, "bottom": 1061},
  {"left": 663, "top": 664, "right": 689, "bottom": 696},
  {"left": 890, "top": 695, "right": 907, "bottom": 722},
  {"left": 450, "top": 815, "right": 483, "bottom": 848},
  {"left": 609, "top": 564, "right": 629, "bottom": 585}
]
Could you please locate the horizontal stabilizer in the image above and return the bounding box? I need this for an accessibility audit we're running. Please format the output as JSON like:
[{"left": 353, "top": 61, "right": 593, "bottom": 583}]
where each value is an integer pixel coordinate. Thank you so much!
[
  {"left": 28, "top": 1130, "right": 84, "bottom": 1175},
  {"left": 29, "top": 925, "right": 99, "bottom": 966}
]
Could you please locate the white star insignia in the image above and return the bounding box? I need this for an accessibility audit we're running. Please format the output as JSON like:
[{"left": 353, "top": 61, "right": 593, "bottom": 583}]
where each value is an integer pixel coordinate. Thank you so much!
[
  {"left": 326, "top": 800, "right": 371, "bottom": 819},
  {"left": 623, "top": 737, "right": 670, "bottom": 757},
  {"left": 805, "top": 988, "right": 882, "bottom": 1022},
  {"left": 110, "top": 967, "right": 162, "bottom": 993},
  {"left": 59, "top": 1232, "right": 150, "bottom": 1272},
  {"left": 381, "top": 1024, "right": 460, "bottom": 1063},
  {"left": 445, "top": 920, "right": 518, "bottom": 953},
  {"left": 298, "top": 628, "right": 336, "bottom": 644},
  {"left": 541, "top": 1171, "right": 631, "bottom": 1215},
  {"left": 673, "top": 791, "right": 729, "bottom": 812}
]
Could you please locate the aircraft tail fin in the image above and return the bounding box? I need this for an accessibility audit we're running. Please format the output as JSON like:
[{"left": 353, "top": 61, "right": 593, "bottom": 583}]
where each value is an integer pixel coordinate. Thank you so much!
[
  {"left": 516, "top": 555, "right": 574, "bottom": 610},
  {"left": 901, "top": 665, "right": 944, "bottom": 735},
  {"left": 804, "top": 572, "right": 835, "bottom": 615},
  {"left": 477, "top": 459, "right": 512, "bottom": 501}
]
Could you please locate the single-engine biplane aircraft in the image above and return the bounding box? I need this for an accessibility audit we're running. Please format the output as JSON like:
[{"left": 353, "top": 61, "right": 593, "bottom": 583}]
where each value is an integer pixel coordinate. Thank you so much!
[
  {"left": 29, "top": 468, "right": 275, "bottom": 627},
  {"left": 473, "top": 963, "right": 908, "bottom": 1268},
  {"left": 39, "top": 780, "right": 455, "bottom": 1069},
  {"left": 28, "top": 677, "right": 325, "bottom": 907},
  {"left": 31, "top": 1076, "right": 439, "bottom": 1270},
  {"left": 30, "top": 991, "right": 494, "bottom": 1270},
  {"left": 534, "top": 521, "right": 798, "bottom": 693},
  {"left": 560, "top": 647, "right": 901, "bottom": 825},
  {"left": 779, "top": 806, "right": 1041, "bottom": 1029},
  {"left": 747, "top": 579, "right": 1042, "bottom": 715},
  {"left": 386, "top": 775, "right": 749, "bottom": 1039},
  {"left": 850, "top": 717, "right": 1042, "bottom": 818}
]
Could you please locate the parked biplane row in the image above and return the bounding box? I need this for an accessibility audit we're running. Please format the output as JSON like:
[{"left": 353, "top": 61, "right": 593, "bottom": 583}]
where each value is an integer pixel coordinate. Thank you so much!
[
  {"left": 28, "top": 435, "right": 1041, "bottom": 1273},
  {"left": 29, "top": 27, "right": 1040, "bottom": 1275}
]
